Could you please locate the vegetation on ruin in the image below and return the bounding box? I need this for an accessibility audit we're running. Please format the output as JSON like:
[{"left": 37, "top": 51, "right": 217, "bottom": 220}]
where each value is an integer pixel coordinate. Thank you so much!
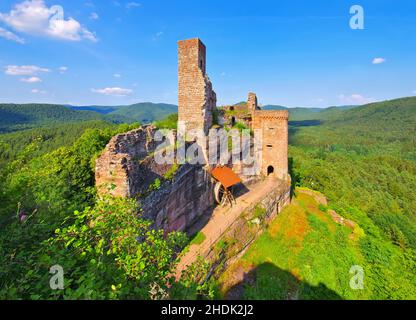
[
  {"left": 252, "top": 205, "right": 267, "bottom": 222},
  {"left": 222, "top": 107, "right": 250, "bottom": 119},
  {"left": 212, "top": 109, "right": 220, "bottom": 126},
  {"left": 148, "top": 178, "right": 162, "bottom": 192},
  {"left": 190, "top": 231, "right": 206, "bottom": 246},
  {"left": 163, "top": 163, "right": 180, "bottom": 181},
  {"left": 232, "top": 121, "right": 249, "bottom": 132}
]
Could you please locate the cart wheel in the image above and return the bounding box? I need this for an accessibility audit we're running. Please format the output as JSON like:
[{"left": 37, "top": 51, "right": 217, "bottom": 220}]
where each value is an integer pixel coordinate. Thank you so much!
[{"left": 214, "top": 182, "right": 226, "bottom": 205}]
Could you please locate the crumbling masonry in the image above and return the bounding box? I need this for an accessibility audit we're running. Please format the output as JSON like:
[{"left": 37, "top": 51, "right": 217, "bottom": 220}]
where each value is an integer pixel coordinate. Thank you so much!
[
  {"left": 95, "top": 38, "right": 291, "bottom": 233},
  {"left": 178, "top": 38, "right": 217, "bottom": 137}
]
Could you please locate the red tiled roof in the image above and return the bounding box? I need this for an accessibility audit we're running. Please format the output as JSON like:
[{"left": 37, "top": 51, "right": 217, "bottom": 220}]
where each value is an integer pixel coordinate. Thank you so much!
[{"left": 211, "top": 166, "right": 242, "bottom": 189}]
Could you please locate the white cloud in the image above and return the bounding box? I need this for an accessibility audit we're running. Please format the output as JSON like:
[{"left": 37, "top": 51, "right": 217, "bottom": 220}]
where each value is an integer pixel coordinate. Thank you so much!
[
  {"left": 0, "top": 26, "right": 25, "bottom": 44},
  {"left": 126, "top": 2, "right": 141, "bottom": 9},
  {"left": 338, "top": 94, "right": 376, "bottom": 105},
  {"left": 31, "top": 88, "right": 46, "bottom": 94},
  {"left": 81, "top": 29, "right": 97, "bottom": 42},
  {"left": 89, "top": 12, "right": 99, "bottom": 20},
  {"left": 413, "top": 90, "right": 416, "bottom": 95},
  {"left": 58, "top": 66, "right": 68, "bottom": 74},
  {"left": 220, "top": 72, "right": 227, "bottom": 77},
  {"left": 0, "top": 0, "right": 97, "bottom": 42},
  {"left": 372, "top": 57, "right": 386, "bottom": 64},
  {"left": 5, "top": 65, "right": 50, "bottom": 75},
  {"left": 91, "top": 87, "right": 133, "bottom": 96},
  {"left": 113, "top": 73, "right": 121, "bottom": 78},
  {"left": 21, "top": 76, "right": 42, "bottom": 83}
]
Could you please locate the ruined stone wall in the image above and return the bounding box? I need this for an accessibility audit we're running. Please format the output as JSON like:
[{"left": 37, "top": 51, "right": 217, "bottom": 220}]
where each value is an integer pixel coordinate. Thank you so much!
[
  {"left": 95, "top": 126, "right": 170, "bottom": 198},
  {"left": 95, "top": 126, "right": 216, "bottom": 233},
  {"left": 221, "top": 93, "right": 259, "bottom": 129},
  {"left": 178, "top": 38, "right": 217, "bottom": 137},
  {"left": 201, "top": 177, "right": 292, "bottom": 276},
  {"left": 140, "top": 164, "right": 215, "bottom": 233},
  {"left": 210, "top": 181, "right": 291, "bottom": 296},
  {"left": 252, "top": 110, "right": 289, "bottom": 179},
  {"left": 247, "top": 92, "right": 259, "bottom": 112}
]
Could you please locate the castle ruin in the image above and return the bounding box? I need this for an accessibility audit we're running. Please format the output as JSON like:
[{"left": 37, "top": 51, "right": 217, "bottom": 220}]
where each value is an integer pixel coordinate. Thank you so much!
[{"left": 95, "top": 38, "right": 291, "bottom": 233}]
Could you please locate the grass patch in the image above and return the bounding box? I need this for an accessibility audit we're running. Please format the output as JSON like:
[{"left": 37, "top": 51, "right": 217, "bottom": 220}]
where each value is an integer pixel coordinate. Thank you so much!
[
  {"left": 233, "top": 122, "right": 248, "bottom": 131},
  {"left": 190, "top": 231, "right": 206, "bottom": 246},
  {"left": 219, "top": 188, "right": 371, "bottom": 300},
  {"left": 252, "top": 205, "right": 267, "bottom": 221}
]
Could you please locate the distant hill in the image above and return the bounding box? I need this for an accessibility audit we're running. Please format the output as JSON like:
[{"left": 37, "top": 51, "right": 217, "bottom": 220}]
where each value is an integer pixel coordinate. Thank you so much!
[
  {"left": 328, "top": 97, "right": 416, "bottom": 125},
  {"left": 0, "top": 120, "right": 116, "bottom": 165},
  {"left": 289, "top": 96, "right": 416, "bottom": 160},
  {"left": 0, "top": 103, "right": 104, "bottom": 133},
  {"left": 69, "top": 102, "right": 178, "bottom": 124},
  {"left": 263, "top": 105, "right": 322, "bottom": 121},
  {"left": 317, "top": 97, "right": 416, "bottom": 148},
  {"left": 65, "top": 105, "right": 118, "bottom": 114},
  {"left": 107, "top": 103, "right": 178, "bottom": 124},
  {"left": 280, "top": 97, "right": 416, "bottom": 140},
  {"left": 262, "top": 104, "right": 358, "bottom": 121},
  {"left": 3, "top": 98, "right": 413, "bottom": 134},
  {"left": 0, "top": 102, "right": 178, "bottom": 133}
]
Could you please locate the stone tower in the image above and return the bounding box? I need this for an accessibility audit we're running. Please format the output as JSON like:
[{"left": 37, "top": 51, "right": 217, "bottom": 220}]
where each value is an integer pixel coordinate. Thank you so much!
[
  {"left": 247, "top": 92, "right": 259, "bottom": 112},
  {"left": 178, "top": 38, "right": 217, "bottom": 139},
  {"left": 252, "top": 110, "right": 289, "bottom": 179}
]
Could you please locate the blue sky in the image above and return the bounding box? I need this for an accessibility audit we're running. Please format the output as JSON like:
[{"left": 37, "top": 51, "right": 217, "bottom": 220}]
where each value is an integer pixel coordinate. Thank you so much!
[{"left": 0, "top": 0, "right": 415, "bottom": 107}]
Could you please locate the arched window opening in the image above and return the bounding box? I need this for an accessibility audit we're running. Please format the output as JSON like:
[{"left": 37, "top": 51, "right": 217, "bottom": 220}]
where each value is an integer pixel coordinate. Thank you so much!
[{"left": 267, "top": 166, "right": 274, "bottom": 176}]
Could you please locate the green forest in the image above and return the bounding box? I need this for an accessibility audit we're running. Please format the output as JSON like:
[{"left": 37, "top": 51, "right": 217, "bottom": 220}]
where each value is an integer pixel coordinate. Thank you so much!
[
  {"left": 0, "top": 97, "right": 415, "bottom": 299},
  {"left": 286, "top": 97, "right": 416, "bottom": 298},
  {"left": 0, "top": 102, "right": 177, "bottom": 133}
]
